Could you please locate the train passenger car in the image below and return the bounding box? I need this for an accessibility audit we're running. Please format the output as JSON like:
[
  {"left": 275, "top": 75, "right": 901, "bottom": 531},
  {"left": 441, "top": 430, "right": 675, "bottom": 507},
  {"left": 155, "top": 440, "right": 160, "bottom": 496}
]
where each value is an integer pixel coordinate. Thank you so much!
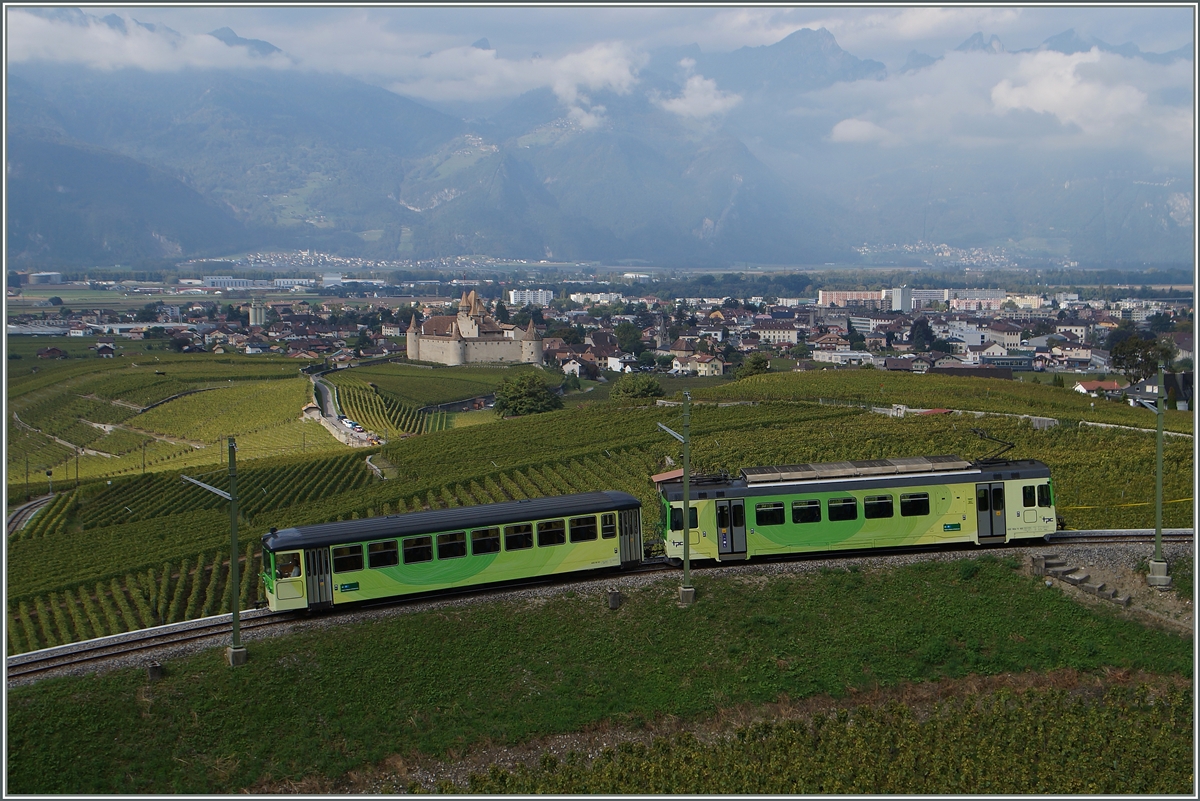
[
  {"left": 261, "top": 491, "right": 643, "bottom": 612},
  {"left": 658, "top": 455, "right": 1056, "bottom": 563}
]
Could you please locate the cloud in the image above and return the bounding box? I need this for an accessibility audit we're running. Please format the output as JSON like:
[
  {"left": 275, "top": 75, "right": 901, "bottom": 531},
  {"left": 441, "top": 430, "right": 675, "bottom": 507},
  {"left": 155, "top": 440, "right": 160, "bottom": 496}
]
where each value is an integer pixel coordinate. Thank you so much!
[
  {"left": 829, "top": 118, "right": 894, "bottom": 144},
  {"left": 6, "top": 9, "right": 291, "bottom": 70},
  {"left": 810, "top": 47, "right": 1191, "bottom": 163},
  {"left": 991, "top": 48, "right": 1146, "bottom": 134},
  {"left": 657, "top": 74, "right": 741, "bottom": 119}
]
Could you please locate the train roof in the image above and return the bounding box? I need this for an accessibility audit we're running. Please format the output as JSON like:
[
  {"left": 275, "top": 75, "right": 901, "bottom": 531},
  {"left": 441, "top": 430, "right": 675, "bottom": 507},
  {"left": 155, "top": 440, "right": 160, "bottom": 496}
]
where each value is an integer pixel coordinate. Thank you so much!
[
  {"left": 659, "top": 456, "right": 1051, "bottom": 499},
  {"left": 262, "top": 490, "right": 641, "bottom": 551}
]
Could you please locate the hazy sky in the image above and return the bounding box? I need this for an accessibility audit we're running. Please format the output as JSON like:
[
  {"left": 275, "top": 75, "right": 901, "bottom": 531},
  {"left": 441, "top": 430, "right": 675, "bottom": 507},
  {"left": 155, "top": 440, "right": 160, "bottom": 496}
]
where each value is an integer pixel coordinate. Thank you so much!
[{"left": 6, "top": 5, "right": 1195, "bottom": 165}]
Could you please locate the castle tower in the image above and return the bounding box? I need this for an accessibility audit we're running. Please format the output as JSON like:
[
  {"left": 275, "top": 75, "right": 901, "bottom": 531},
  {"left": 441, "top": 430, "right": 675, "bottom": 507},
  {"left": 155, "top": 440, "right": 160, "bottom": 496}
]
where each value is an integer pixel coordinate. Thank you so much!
[{"left": 406, "top": 314, "right": 421, "bottom": 361}]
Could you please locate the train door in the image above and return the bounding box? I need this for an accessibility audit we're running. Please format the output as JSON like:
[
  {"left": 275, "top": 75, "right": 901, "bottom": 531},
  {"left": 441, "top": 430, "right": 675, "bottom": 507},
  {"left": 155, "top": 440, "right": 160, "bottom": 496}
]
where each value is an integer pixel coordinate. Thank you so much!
[
  {"left": 305, "top": 548, "right": 333, "bottom": 608},
  {"left": 716, "top": 499, "right": 747, "bottom": 557},
  {"left": 618, "top": 509, "right": 642, "bottom": 566},
  {"left": 975, "top": 483, "right": 1007, "bottom": 542}
]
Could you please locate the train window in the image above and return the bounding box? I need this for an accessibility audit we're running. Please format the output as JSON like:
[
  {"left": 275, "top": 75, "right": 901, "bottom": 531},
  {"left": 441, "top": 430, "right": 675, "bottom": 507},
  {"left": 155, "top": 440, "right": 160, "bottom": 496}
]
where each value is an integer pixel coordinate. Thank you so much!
[
  {"left": 275, "top": 551, "right": 301, "bottom": 579},
  {"left": 669, "top": 507, "right": 698, "bottom": 531},
  {"left": 367, "top": 540, "right": 399, "bottom": 569},
  {"left": 792, "top": 499, "right": 821, "bottom": 524},
  {"left": 732, "top": 503, "right": 744, "bottom": 528},
  {"left": 332, "top": 545, "right": 363, "bottom": 573},
  {"left": 402, "top": 536, "right": 433, "bottom": 564},
  {"left": 755, "top": 503, "right": 785, "bottom": 527},
  {"left": 1022, "top": 486, "right": 1036, "bottom": 508},
  {"left": 828, "top": 497, "right": 858, "bottom": 522},
  {"left": 716, "top": 504, "right": 729, "bottom": 529},
  {"left": 472, "top": 527, "right": 501, "bottom": 555},
  {"left": 569, "top": 516, "right": 598, "bottom": 542},
  {"left": 976, "top": 487, "right": 989, "bottom": 512},
  {"left": 1038, "top": 484, "right": 1052, "bottom": 508},
  {"left": 601, "top": 513, "right": 617, "bottom": 539},
  {"left": 438, "top": 531, "right": 467, "bottom": 560},
  {"left": 505, "top": 524, "right": 533, "bottom": 551},
  {"left": 864, "top": 495, "right": 893, "bottom": 519},
  {"left": 991, "top": 487, "right": 1005, "bottom": 511},
  {"left": 538, "top": 519, "right": 566, "bottom": 547},
  {"left": 900, "top": 493, "right": 930, "bottom": 517}
]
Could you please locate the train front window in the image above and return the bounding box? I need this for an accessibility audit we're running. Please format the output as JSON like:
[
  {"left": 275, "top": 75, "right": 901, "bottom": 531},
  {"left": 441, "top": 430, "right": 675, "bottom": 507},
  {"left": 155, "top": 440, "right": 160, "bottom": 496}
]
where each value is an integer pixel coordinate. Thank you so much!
[
  {"left": 332, "top": 545, "right": 363, "bottom": 573},
  {"left": 505, "top": 523, "right": 533, "bottom": 551},
  {"left": 276, "top": 551, "right": 301, "bottom": 579},
  {"left": 1038, "top": 484, "right": 1052, "bottom": 508},
  {"left": 368, "top": 540, "right": 399, "bottom": 569},
  {"left": 1023, "top": 486, "right": 1036, "bottom": 508},
  {"left": 472, "top": 527, "right": 501, "bottom": 555},
  {"left": 569, "top": 516, "right": 597, "bottom": 542}
]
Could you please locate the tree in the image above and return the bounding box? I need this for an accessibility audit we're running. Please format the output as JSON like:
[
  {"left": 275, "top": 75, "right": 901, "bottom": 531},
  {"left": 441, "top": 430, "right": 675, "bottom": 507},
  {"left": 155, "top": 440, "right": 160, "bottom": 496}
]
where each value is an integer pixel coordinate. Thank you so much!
[
  {"left": 1105, "top": 320, "right": 1138, "bottom": 351},
  {"left": 846, "top": 321, "right": 865, "bottom": 349},
  {"left": 492, "top": 373, "right": 562, "bottom": 417},
  {"left": 909, "top": 317, "right": 935, "bottom": 352},
  {"left": 735, "top": 352, "right": 770, "bottom": 379},
  {"left": 610, "top": 373, "right": 664, "bottom": 400},
  {"left": 47, "top": 296, "right": 63, "bottom": 306},
  {"left": 637, "top": 351, "right": 656, "bottom": 368},
  {"left": 614, "top": 321, "right": 644, "bottom": 354},
  {"left": 656, "top": 354, "right": 675, "bottom": 369},
  {"left": 1147, "top": 313, "right": 1174, "bottom": 334},
  {"left": 1111, "top": 336, "right": 1177, "bottom": 384},
  {"left": 135, "top": 302, "right": 160, "bottom": 323},
  {"left": 788, "top": 343, "right": 811, "bottom": 360},
  {"left": 494, "top": 301, "right": 509, "bottom": 323}
]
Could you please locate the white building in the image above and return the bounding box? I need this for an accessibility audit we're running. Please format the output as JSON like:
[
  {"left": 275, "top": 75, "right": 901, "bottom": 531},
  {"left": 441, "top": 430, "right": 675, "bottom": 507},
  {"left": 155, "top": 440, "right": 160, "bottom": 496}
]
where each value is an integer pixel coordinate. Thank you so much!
[
  {"left": 322, "top": 273, "right": 343, "bottom": 287},
  {"left": 569, "top": 292, "right": 624, "bottom": 305},
  {"left": 274, "top": 278, "right": 315, "bottom": 288},
  {"left": 509, "top": 289, "right": 555, "bottom": 307},
  {"left": 203, "top": 276, "right": 253, "bottom": 289}
]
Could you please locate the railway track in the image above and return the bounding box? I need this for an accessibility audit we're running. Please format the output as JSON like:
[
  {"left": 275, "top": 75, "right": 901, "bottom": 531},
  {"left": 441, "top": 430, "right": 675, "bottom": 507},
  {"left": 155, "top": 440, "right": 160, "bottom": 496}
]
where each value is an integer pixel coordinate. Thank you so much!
[
  {"left": 6, "top": 529, "right": 1191, "bottom": 684},
  {"left": 6, "top": 495, "right": 55, "bottom": 535},
  {"left": 5, "top": 609, "right": 303, "bottom": 683}
]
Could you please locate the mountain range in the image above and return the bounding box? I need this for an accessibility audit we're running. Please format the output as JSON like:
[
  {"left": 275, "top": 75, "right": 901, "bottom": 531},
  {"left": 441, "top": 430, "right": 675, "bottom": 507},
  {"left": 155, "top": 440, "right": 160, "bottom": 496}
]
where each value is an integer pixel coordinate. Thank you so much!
[{"left": 6, "top": 13, "right": 1194, "bottom": 268}]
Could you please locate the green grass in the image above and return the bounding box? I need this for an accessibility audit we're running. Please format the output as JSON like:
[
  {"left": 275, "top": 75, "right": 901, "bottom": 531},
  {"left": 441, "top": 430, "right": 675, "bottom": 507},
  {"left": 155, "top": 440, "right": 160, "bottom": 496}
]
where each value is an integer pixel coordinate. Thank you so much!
[
  {"left": 6, "top": 558, "right": 1191, "bottom": 794},
  {"left": 449, "top": 686, "right": 1191, "bottom": 794}
]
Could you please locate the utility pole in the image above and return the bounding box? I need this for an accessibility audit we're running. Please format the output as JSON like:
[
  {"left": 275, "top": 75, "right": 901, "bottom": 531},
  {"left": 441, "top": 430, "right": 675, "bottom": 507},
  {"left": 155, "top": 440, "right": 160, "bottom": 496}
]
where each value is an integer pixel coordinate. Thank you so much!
[
  {"left": 76, "top": 448, "right": 80, "bottom": 489},
  {"left": 181, "top": 437, "right": 248, "bottom": 666},
  {"left": 1147, "top": 360, "right": 1172, "bottom": 590},
  {"left": 658, "top": 391, "right": 694, "bottom": 605},
  {"left": 142, "top": 441, "right": 146, "bottom": 475}
]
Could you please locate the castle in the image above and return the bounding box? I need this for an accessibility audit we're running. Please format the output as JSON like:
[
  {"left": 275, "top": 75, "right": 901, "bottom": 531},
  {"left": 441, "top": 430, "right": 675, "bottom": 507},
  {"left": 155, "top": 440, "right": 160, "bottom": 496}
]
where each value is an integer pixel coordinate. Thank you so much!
[{"left": 407, "top": 290, "right": 543, "bottom": 366}]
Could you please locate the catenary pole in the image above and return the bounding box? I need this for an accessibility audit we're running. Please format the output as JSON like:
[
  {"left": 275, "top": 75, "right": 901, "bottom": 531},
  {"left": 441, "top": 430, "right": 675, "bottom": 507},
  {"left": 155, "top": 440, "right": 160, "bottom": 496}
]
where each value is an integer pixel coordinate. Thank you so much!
[{"left": 228, "top": 437, "right": 241, "bottom": 652}]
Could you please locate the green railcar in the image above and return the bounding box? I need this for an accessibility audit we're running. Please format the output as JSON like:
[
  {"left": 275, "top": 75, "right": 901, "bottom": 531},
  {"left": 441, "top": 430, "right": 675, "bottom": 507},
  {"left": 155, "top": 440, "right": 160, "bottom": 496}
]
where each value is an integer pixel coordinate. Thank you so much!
[
  {"left": 658, "top": 455, "right": 1057, "bottom": 563},
  {"left": 261, "top": 491, "right": 643, "bottom": 612}
]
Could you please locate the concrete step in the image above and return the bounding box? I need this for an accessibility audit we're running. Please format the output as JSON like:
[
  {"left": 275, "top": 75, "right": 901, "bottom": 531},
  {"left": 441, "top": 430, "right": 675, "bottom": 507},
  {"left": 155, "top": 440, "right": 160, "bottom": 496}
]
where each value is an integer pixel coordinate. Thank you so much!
[
  {"left": 1081, "top": 582, "right": 1106, "bottom": 595},
  {"left": 1062, "top": 571, "right": 1090, "bottom": 586},
  {"left": 1112, "top": 594, "right": 1131, "bottom": 607},
  {"left": 1097, "top": 587, "right": 1117, "bottom": 600},
  {"left": 1046, "top": 565, "right": 1075, "bottom": 577}
]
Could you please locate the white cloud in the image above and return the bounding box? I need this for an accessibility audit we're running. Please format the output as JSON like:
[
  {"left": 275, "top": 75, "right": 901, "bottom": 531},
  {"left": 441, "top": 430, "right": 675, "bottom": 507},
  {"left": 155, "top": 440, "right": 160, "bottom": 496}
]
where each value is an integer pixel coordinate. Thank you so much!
[
  {"left": 991, "top": 48, "right": 1146, "bottom": 134},
  {"left": 829, "top": 118, "right": 894, "bottom": 144},
  {"left": 657, "top": 75, "right": 741, "bottom": 119},
  {"left": 5, "top": 9, "right": 291, "bottom": 71}
]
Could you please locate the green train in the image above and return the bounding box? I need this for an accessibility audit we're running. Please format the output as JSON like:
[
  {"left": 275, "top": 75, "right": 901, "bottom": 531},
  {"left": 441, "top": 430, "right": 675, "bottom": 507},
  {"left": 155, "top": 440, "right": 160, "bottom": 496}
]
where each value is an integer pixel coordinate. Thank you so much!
[
  {"left": 260, "top": 455, "right": 1057, "bottom": 612},
  {"left": 262, "top": 491, "right": 643, "bottom": 612},
  {"left": 658, "top": 455, "right": 1058, "bottom": 563}
]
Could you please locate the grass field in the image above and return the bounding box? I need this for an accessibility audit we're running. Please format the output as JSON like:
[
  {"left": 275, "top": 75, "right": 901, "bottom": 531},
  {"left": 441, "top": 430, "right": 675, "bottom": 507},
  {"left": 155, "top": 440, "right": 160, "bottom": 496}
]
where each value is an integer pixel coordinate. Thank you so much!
[
  {"left": 5, "top": 557, "right": 1191, "bottom": 794},
  {"left": 334, "top": 362, "right": 550, "bottom": 408}
]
